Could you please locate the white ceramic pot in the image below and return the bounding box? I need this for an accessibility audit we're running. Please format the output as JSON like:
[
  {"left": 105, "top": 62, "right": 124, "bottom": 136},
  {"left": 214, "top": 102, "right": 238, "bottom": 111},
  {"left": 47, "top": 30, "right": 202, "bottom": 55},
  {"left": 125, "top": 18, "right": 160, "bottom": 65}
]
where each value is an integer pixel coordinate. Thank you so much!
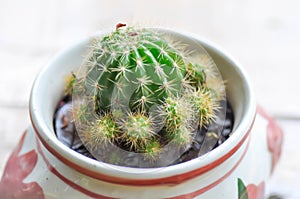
[{"left": 0, "top": 28, "right": 283, "bottom": 199}]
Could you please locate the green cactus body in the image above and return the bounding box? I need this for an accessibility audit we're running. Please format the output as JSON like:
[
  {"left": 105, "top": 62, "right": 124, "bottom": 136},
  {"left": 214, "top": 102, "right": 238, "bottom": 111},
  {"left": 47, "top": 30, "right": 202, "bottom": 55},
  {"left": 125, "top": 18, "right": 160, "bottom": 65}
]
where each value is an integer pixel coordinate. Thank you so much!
[
  {"left": 85, "top": 26, "right": 186, "bottom": 112},
  {"left": 82, "top": 114, "right": 119, "bottom": 149},
  {"left": 121, "top": 113, "right": 154, "bottom": 150},
  {"left": 189, "top": 88, "right": 218, "bottom": 127},
  {"left": 73, "top": 25, "right": 225, "bottom": 167}
]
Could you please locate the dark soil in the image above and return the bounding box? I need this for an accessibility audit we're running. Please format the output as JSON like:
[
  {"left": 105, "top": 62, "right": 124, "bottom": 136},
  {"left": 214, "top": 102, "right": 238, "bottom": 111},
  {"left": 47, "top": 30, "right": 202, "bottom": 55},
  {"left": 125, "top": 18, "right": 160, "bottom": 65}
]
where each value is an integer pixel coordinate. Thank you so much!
[{"left": 53, "top": 95, "right": 234, "bottom": 166}]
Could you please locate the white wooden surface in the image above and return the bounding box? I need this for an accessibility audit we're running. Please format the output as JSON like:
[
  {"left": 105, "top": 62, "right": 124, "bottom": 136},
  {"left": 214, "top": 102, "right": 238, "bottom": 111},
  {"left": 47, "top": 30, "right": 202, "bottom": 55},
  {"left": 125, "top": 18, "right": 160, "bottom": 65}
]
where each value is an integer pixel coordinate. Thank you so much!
[{"left": 0, "top": 0, "right": 299, "bottom": 197}]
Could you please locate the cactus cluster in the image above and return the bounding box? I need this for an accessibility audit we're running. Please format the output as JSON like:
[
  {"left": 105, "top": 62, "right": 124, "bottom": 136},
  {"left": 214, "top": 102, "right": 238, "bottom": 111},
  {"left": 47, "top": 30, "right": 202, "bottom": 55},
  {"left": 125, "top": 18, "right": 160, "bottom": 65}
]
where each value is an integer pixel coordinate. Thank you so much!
[{"left": 72, "top": 24, "right": 225, "bottom": 166}]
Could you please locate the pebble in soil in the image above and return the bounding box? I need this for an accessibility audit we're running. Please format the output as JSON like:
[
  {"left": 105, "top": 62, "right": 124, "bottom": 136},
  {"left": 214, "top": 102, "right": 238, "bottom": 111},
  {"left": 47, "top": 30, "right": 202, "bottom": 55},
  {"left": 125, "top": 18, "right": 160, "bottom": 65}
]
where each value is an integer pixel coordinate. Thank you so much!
[{"left": 54, "top": 96, "right": 234, "bottom": 167}]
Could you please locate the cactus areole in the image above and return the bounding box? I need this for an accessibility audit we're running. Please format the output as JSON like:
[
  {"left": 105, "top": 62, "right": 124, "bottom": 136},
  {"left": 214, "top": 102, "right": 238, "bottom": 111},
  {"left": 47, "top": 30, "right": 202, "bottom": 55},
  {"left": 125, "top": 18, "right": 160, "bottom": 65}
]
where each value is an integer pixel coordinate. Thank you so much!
[{"left": 72, "top": 24, "right": 226, "bottom": 167}]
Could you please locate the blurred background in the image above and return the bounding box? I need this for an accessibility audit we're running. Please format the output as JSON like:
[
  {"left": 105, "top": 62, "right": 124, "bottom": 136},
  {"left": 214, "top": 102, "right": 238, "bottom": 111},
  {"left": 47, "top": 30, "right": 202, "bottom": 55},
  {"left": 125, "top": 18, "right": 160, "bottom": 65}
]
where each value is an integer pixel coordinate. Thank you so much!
[{"left": 0, "top": 0, "right": 299, "bottom": 198}]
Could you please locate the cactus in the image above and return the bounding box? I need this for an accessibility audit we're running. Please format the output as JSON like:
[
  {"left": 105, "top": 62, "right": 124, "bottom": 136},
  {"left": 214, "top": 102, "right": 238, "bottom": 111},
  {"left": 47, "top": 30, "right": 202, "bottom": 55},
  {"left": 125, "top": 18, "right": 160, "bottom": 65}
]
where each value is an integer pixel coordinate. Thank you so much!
[
  {"left": 65, "top": 73, "right": 76, "bottom": 96},
  {"left": 72, "top": 24, "right": 225, "bottom": 166},
  {"left": 163, "top": 96, "right": 194, "bottom": 146},
  {"left": 121, "top": 112, "right": 154, "bottom": 150},
  {"left": 84, "top": 26, "right": 186, "bottom": 112},
  {"left": 80, "top": 114, "right": 119, "bottom": 149}
]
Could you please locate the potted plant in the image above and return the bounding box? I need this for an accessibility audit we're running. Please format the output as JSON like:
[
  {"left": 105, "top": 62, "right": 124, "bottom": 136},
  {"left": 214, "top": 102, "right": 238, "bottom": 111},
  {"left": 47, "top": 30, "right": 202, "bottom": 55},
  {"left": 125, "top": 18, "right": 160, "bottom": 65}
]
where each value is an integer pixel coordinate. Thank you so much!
[{"left": 0, "top": 24, "right": 283, "bottom": 199}]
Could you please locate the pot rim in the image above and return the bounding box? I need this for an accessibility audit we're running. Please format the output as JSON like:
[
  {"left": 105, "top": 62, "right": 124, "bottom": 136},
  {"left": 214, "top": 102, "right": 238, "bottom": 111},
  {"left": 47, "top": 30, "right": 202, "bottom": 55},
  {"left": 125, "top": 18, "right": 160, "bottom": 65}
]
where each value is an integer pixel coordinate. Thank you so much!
[{"left": 29, "top": 27, "right": 256, "bottom": 185}]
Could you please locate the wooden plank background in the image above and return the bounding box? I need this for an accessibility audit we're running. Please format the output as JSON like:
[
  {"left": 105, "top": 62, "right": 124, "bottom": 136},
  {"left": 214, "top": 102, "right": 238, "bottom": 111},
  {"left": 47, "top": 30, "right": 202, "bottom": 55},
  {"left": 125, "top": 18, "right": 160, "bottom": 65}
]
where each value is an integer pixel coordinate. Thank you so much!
[{"left": 0, "top": 0, "right": 299, "bottom": 197}]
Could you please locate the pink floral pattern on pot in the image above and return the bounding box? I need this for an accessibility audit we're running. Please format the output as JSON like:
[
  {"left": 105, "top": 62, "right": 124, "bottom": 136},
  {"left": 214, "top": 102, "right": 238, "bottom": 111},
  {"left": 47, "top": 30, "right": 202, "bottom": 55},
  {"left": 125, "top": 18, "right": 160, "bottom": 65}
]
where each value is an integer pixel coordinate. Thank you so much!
[
  {"left": 257, "top": 106, "right": 284, "bottom": 172},
  {"left": 0, "top": 131, "right": 45, "bottom": 199},
  {"left": 238, "top": 178, "right": 265, "bottom": 199}
]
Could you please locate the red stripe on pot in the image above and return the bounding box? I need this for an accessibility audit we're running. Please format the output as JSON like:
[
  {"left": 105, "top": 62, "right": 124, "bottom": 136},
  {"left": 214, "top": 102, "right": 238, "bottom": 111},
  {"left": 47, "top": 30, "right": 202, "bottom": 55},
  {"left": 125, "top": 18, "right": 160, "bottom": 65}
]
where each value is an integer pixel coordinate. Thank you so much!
[
  {"left": 36, "top": 138, "right": 119, "bottom": 199},
  {"left": 30, "top": 109, "right": 255, "bottom": 187},
  {"left": 166, "top": 134, "right": 250, "bottom": 198}
]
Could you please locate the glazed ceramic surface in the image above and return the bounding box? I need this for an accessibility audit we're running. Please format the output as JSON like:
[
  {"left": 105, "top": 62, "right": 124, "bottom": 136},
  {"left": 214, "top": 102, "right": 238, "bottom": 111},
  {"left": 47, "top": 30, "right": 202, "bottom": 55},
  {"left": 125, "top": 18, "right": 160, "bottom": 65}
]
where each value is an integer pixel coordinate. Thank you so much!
[{"left": 0, "top": 28, "right": 283, "bottom": 199}]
